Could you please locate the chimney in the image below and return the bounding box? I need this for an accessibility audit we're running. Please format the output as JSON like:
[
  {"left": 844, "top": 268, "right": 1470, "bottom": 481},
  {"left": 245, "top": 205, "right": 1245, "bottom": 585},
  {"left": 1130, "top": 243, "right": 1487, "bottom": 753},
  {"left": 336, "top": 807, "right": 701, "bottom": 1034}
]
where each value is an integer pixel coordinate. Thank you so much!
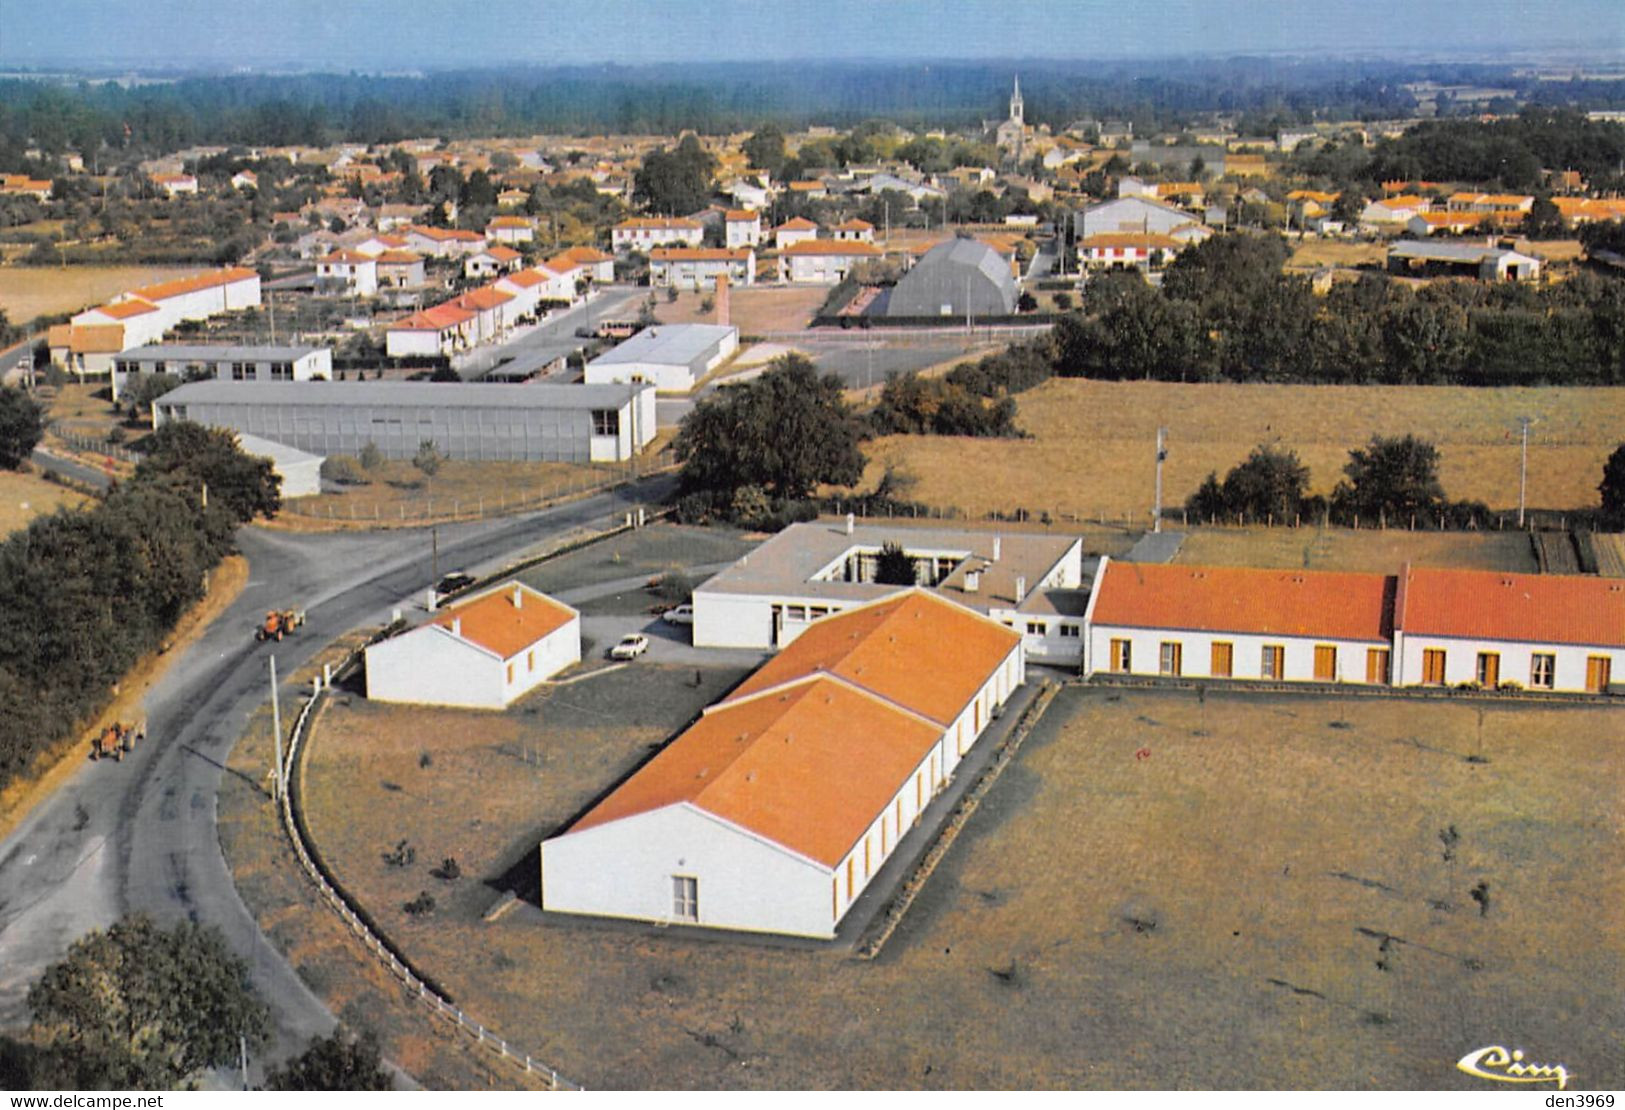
[
  {"left": 992, "top": 535, "right": 1002, "bottom": 561},
  {"left": 714, "top": 271, "right": 730, "bottom": 328},
  {"left": 845, "top": 511, "right": 855, "bottom": 535},
  {"left": 1014, "top": 575, "right": 1027, "bottom": 601},
  {"left": 512, "top": 584, "right": 523, "bottom": 608},
  {"left": 965, "top": 569, "right": 981, "bottom": 593},
  {"left": 451, "top": 616, "right": 462, "bottom": 636}
]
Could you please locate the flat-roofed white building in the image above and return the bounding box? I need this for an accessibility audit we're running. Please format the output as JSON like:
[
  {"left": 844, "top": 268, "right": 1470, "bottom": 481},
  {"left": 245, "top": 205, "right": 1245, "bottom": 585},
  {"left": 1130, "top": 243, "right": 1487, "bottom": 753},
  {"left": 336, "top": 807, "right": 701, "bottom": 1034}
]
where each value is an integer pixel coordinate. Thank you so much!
[
  {"left": 235, "top": 432, "right": 323, "bottom": 499},
  {"left": 583, "top": 324, "right": 737, "bottom": 392},
  {"left": 366, "top": 583, "right": 580, "bottom": 709},
  {"left": 542, "top": 590, "right": 1023, "bottom": 937},
  {"left": 112, "top": 344, "right": 332, "bottom": 400},
  {"left": 693, "top": 519, "right": 1087, "bottom": 663}
]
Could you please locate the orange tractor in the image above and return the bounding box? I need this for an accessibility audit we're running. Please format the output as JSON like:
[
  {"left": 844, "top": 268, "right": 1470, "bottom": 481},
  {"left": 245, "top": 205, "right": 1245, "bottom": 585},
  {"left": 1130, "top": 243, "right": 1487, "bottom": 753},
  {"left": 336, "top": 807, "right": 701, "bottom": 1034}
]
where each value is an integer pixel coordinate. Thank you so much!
[
  {"left": 256, "top": 609, "right": 306, "bottom": 642},
  {"left": 90, "top": 720, "right": 144, "bottom": 762}
]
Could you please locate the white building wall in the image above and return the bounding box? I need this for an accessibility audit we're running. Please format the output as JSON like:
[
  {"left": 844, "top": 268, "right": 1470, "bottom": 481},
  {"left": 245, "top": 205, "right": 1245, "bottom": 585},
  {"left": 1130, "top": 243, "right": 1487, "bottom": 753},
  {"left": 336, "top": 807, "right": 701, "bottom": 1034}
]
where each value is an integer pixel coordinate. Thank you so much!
[
  {"left": 365, "top": 628, "right": 505, "bottom": 709},
  {"left": 543, "top": 805, "right": 836, "bottom": 937},
  {"left": 1086, "top": 624, "right": 1389, "bottom": 684},
  {"left": 386, "top": 328, "right": 449, "bottom": 359},
  {"left": 498, "top": 618, "right": 582, "bottom": 703},
  {"left": 1395, "top": 635, "right": 1624, "bottom": 693}
]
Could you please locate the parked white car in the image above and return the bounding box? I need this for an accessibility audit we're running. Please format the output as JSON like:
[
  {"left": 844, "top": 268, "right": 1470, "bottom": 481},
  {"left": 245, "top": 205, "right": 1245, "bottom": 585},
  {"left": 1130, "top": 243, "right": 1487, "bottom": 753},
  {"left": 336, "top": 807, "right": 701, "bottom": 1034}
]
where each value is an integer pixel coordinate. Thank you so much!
[
  {"left": 610, "top": 633, "right": 650, "bottom": 660},
  {"left": 661, "top": 604, "right": 694, "bottom": 625}
]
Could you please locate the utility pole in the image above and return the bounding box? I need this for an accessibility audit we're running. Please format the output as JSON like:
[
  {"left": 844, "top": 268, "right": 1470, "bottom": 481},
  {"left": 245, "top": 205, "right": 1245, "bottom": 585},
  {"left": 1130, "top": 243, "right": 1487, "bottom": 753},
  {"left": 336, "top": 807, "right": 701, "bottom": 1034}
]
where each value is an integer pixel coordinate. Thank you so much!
[
  {"left": 431, "top": 525, "right": 439, "bottom": 582},
  {"left": 1153, "top": 426, "right": 1168, "bottom": 533},
  {"left": 268, "top": 655, "right": 283, "bottom": 802},
  {"left": 1518, "top": 416, "right": 1532, "bottom": 527}
]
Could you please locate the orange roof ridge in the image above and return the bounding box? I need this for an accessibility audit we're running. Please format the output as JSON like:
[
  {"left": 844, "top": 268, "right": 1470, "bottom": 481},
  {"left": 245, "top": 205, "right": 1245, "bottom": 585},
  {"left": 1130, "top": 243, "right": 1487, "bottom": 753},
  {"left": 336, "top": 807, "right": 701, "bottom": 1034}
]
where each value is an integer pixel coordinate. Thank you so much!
[{"left": 426, "top": 582, "right": 575, "bottom": 659}]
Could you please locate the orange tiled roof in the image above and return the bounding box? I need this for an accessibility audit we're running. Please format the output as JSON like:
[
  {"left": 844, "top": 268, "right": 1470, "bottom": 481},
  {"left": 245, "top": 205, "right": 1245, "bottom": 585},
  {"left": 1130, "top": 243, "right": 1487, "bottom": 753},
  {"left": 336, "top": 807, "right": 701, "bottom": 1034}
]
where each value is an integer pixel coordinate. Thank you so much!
[
  {"left": 726, "top": 590, "right": 1022, "bottom": 726},
  {"left": 479, "top": 245, "right": 523, "bottom": 261},
  {"left": 500, "top": 268, "right": 548, "bottom": 288},
  {"left": 724, "top": 209, "right": 759, "bottom": 221},
  {"left": 782, "top": 240, "right": 881, "bottom": 257},
  {"left": 486, "top": 216, "right": 534, "bottom": 229},
  {"left": 833, "top": 218, "right": 875, "bottom": 231},
  {"left": 409, "top": 225, "right": 484, "bottom": 242},
  {"left": 1413, "top": 211, "right": 1489, "bottom": 228},
  {"left": 568, "top": 675, "right": 940, "bottom": 867},
  {"left": 90, "top": 298, "right": 160, "bottom": 320},
  {"left": 47, "top": 323, "right": 125, "bottom": 354},
  {"left": 1082, "top": 232, "right": 1183, "bottom": 250},
  {"left": 130, "top": 267, "right": 258, "bottom": 303},
  {"left": 455, "top": 286, "right": 516, "bottom": 310},
  {"left": 428, "top": 583, "right": 575, "bottom": 659},
  {"left": 375, "top": 250, "right": 423, "bottom": 264},
  {"left": 615, "top": 217, "right": 702, "bottom": 230},
  {"left": 558, "top": 245, "right": 611, "bottom": 264},
  {"left": 1397, "top": 565, "right": 1625, "bottom": 647},
  {"left": 319, "top": 249, "right": 375, "bottom": 264},
  {"left": 774, "top": 217, "right": 820, "bottom": 231},
  {"left": 390, "top": 302, "right": 478, "bottom": 331},
  {"left": 1091, "top": 561, "right": 1395, "bottom": 643}
]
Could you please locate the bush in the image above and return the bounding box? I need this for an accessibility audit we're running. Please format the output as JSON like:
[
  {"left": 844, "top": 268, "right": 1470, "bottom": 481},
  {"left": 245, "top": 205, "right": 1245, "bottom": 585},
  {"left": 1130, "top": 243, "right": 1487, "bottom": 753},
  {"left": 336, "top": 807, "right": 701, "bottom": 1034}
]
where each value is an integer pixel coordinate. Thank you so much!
[
  {"left": 430, "top": 857, "right": 460, "bottom": 881},
  {"left": 654, "top": 571, "right": 694, "bottom": 604},
  {"left": 402, "top": 892, "right": 436, "bottom": 916},
  {"left": 1053, "top": 291, "right": 1073, "bottom": 311},
  {"left": 411, "top": 440, "right": 443, "bottom": 477},
  {"left": 358, "top": 440, "right": 383, "bottom": 471},
  {"left": 319, "top": 455, "right": 367, "bottom": 485}
]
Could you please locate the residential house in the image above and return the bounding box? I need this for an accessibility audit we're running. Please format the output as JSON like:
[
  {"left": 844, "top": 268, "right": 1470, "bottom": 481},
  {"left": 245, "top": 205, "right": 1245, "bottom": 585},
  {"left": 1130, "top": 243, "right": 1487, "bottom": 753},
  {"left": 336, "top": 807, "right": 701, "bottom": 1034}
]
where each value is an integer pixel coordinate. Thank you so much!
[
  {"left": 485, "top": 215, "right": 536, "bottom": 245},
  {"left": 611, "top": 217, "right": 703, "bottom": 253},
  {"left": 772, "top": 216, "right": 821, "bottom": 251},
  {"left": 830, "top": 218, "right": 875, "bottom": 243},
  {"left": 724, "top": 209, "right": 762, "bottom": 248},
  {"left": 316, "top": 250, "right": 379, "bottom": 296},
  {"left": 649, "top": 247, "right": 756, "bottom": 290},
  {"left": 781, "top": 240, "right": 881, "bottom": 284},
  {"left": 464, "top": 245, "right": 524, "bottom": 280}
]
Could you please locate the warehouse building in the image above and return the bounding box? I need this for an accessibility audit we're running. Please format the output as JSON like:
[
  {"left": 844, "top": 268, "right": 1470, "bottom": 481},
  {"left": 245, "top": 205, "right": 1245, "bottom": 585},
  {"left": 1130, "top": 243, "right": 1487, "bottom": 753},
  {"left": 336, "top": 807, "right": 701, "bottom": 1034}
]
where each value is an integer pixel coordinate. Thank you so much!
[
  {"left": 151, "top": 380, "right": 656, "bottom": 463},
  {"left": 541, "top": 590, "right": 1023, "bottom": 937},
  {"left": 112, "top": 344, "right": 332, "bottom": 400},
  {"left": 885, "top": 238, "right": 1018, "bottom": 318},
  {"left": 366, "top": 582, "right": 580, "bottom": 709},
  {"left": 583, "top": 324, "right": 737, "bottom": 392},
  {"left": 692, "top": 519, "right": 1088, "bottom": 664}
]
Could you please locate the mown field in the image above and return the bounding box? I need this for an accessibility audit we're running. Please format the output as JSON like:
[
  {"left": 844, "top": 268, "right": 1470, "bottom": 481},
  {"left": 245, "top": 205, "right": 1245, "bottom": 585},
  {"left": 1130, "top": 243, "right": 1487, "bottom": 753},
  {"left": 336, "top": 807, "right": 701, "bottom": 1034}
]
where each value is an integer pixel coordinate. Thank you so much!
[
  {"left": 865, "top": 378, "right": 1625, "bottom": 522},
  {"left": 0, "top": 264, "right": 202, "bottom": 324},
  {"left": 1174, "top": 527, "right": 1539, "bottom": 574},
  {"left": 0, "top": 469, "right": 88, "bottom": 538},
  {"left": 297, "top": 681, "right": 1624, "bottom": 1089},
  {"left": 652, "top": 287, "right": 829, "bottom": 334}
]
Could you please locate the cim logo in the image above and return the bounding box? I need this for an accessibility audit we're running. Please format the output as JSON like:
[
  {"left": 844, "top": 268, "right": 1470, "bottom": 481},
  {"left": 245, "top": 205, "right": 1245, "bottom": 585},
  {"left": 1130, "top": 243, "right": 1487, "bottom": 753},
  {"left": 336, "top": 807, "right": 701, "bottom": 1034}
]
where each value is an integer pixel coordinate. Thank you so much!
[{"left": 1457, "top": 1045, "right": 1573, "bottom": 1090}]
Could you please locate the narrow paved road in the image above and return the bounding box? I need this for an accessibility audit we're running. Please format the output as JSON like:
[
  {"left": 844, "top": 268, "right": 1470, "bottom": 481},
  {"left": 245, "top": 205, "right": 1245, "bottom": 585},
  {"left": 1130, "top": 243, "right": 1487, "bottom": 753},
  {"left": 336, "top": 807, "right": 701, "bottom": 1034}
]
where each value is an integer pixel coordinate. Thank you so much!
[{"left": 0, "top": 474, "right": 674, "bottom": 1075}]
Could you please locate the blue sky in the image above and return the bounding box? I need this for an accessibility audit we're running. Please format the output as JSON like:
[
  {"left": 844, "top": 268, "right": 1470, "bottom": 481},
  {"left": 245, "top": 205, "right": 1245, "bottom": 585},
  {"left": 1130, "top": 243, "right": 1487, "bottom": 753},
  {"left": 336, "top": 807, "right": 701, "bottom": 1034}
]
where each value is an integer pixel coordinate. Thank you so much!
[{"left": 3, "top": 0, "right": 1621, "bottom": 69}]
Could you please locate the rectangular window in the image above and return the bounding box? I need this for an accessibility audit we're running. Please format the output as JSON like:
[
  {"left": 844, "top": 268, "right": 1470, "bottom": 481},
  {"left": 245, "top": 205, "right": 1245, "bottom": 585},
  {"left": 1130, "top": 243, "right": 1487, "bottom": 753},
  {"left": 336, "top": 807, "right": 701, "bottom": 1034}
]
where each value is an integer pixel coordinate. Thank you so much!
[
  {"left": 846, "top": 856, "right": 855, "bottom": 902},
  {"left": 1210, "top": 641, "right": 1233, "bottom": 678},
  {"left": 1159, "top": 641, "right": 1183, "bottom": 677},
  {"left": 1586, "top": 655, "right": 1611, "bottom": 694},
  {"left": 1026, "top": 621, "right": 1046, "bottom": 636},
  {"left": 1366, "top": 648, "right": 1391, "bottom": 685},
  {"left": 527, "top": 650, "right": 535, "bottom": 673},
  {"left": 591, "top": 409, "right": 620, "bottom": 437},
  {"left": 1476, "top": 652, "right": 1500, "bottom": 688},
  {"left": 505, "top": 662, "right": 514, "bottom": 683},
  {"left": 270, "top": 362, "right": 292, "bottom": 381},
  {"left": 1314, "top": 645, "right": 1337, "bottom": 682},
  {"left": 1059, "top": 623, "right": 1080, "bottom": 638},
  {"left": 1530, "top": 653, "right": 1555, "bottom": 689},
  {"left": 1261, "top": 645, "right": 1284, "bottom": 680},
  {"left": 230, "top": 362, "right": 247, "bottom": 380},
  {"left": 1110, "top": 639, "right": 1132, "bottom": 673},
  {"left": 671, "top": 876, "right": 698, "bottom": 921},
  {"left": 1422, "top": 649, "right": 1447, "bottom": 685}
]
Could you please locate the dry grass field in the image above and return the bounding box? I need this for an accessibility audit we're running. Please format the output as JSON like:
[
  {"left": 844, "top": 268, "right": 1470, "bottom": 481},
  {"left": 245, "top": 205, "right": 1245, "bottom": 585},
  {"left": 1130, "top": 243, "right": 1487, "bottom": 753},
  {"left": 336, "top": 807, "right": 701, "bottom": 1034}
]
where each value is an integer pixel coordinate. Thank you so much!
[
  {"left": 652, "top": 287, "right": 829, "bottom": 333},
  {"left": 1175, "top": 527, "right": 1538, "bottom": 574},
  {"left": 298, "top": 681, "right": 1624, "bottom": 1089},
  {"left": 0, "top": 264, "right": 201, "bottom": 324},
  {"left": 0, "top": 469, "right": 88, "bottom": 537},
  {"left": 1285, "top": 239, "right": 1388, "bottom": 271},
  {"left": 282, "top": 458, "right": 628, "bottom": 526},
  {"left": 865, "top": 378, "right": 1625, "bottom": 522}
]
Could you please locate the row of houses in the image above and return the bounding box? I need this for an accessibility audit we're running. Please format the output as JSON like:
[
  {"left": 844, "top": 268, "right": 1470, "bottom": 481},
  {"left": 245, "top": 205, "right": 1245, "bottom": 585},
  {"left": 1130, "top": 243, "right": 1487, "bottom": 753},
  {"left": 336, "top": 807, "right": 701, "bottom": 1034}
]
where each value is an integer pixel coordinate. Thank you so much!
[{"left": 49, "top": 266, "right": 263, "bottom": 378}]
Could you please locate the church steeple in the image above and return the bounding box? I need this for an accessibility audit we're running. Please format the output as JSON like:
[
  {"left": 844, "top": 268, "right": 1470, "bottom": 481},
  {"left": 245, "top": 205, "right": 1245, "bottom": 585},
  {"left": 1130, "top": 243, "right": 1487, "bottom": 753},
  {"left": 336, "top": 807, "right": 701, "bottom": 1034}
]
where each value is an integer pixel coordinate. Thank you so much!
[{"left": 1009, "top": 76, "right": 1024, "bottom": 125}]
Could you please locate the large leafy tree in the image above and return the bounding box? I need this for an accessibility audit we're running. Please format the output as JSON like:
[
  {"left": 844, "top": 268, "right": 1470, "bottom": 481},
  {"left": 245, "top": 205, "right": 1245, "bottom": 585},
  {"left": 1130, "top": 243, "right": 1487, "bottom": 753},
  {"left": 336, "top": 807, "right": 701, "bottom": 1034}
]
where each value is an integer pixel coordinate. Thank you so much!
[
  {"left": 1332, "top": 434, "right": 1446, "bottom": 522},
  {"left": 0, "top": 384, "right": 45, "bottom": 469},
  {"left": 675, "top": 353, "right": 864, "bottom": 504},
  {"left": 1221, "top": 445, "right": 1313, "bottom": 522},
  {"left": 265, "top": 1028, "right": 393, "bottom": 1091},
  {"left": 22, "top": 914, "right": 269, "bottom": 1090},
  {"left": 134, "top": 422, "right": 281, "bottom": 524},
  {"left": 741, "top": 126, "right": 786, "bottom": 178},
  {"left": 633, "top": 135, "right": 716, "bottom": 216}
]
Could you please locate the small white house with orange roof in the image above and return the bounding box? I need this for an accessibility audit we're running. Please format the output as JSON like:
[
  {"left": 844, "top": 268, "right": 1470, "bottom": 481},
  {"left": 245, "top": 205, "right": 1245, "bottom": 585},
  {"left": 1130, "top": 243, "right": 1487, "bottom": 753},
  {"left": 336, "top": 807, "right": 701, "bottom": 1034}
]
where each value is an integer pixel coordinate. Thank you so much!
[
  {"left": 464, "top": 244, "right": 524, "bottom": 279},
  {"left": 772, "top": 216, "right": 820, "bottom": 251},
  {"left": 365, "top": 582, "right": 580, "bottom": 710},
  {"left": 485, "top": 214, "right": 536, "bottom": 244},
  {"left": 830, "top": 218, "right": 875, "bottom": 243},
  {"left": 541, "top": 589, "right": 1022, "bottom": 937},
  {"left": 550, "top": 245, "right": 614, "bottom": 283},
  {"left": 316, "top": 249, "right": 379, "bottom": 295},
  {"left": 723, "top": 209, "right": 761, "bottom": 248}
]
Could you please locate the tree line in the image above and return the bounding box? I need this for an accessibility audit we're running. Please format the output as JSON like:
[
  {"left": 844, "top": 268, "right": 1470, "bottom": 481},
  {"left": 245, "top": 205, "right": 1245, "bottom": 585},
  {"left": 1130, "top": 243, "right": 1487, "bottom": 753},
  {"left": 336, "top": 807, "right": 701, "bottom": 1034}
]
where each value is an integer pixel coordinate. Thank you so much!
[{"left": 0, "top": 407, "right": 280, "bottom": 791}]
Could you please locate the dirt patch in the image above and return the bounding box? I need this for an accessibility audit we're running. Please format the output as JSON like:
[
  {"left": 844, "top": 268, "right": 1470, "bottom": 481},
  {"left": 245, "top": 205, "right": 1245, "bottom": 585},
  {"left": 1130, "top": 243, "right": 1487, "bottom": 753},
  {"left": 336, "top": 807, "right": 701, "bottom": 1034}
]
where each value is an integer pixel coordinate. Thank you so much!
[
  {"left": 0, "top": 264, "right": 206, "bottom": 325},
  {"left": 0, "top": 554, "right": 247, "bottom": 839},
  {"left": 868, "top": 378, "right": 1625, "bottom": 521},
  {"left": 1287, "top": 239, "right": 1388, "bottom": 272},
  {"left": 294, "top": 668, "right": 1624, "bottom": 1088},
  {"left": 652, "top": 287, "right": 829, "bottom": 334}
]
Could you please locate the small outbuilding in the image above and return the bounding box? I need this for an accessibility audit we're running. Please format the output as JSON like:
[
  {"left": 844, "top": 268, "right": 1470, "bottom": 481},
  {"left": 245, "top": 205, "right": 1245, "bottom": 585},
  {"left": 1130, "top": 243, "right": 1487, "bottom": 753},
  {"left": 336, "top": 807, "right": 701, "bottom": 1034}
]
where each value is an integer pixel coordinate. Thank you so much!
[
  {"left": 235, "top": 432, "right": 323, "bottom": 499},
  {"left": 365, "top": 582, "right": 580, "bottom": 709},
  {"left": 885, "top": 238, "right": 1018, "bottom": 318},
  {"left": 583, "top": 324, "right": 738, "bottom": 392}
]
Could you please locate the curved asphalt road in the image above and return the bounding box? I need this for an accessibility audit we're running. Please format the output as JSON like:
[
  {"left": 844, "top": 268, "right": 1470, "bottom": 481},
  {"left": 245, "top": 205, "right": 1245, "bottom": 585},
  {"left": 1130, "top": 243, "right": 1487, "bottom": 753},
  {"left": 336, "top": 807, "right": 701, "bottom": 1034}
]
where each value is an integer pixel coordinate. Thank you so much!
[{"left": 0, "top": 474, "right": 675, "bottom": 1077}]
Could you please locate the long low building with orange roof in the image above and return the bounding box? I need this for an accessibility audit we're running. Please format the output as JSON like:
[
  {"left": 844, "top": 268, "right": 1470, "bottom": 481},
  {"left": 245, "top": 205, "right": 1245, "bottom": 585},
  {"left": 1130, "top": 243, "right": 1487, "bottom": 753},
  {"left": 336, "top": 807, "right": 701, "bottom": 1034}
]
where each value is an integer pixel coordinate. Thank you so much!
[
  {"left": 365, "top": 581, "right": 580, "bottom": 709},
  {"left": 541, "top": 589, "right": 1024, "bottom": 937}
]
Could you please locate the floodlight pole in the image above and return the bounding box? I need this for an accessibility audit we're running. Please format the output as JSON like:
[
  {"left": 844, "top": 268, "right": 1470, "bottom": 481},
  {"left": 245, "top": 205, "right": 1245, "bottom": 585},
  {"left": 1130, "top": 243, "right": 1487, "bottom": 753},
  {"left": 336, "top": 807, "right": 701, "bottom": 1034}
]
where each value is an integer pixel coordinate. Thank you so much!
[
  {"left": 1517, "top": 416, "right": 1531, "bottom": 528},
  {"left": 269, "top": 655, "right": 283, "bottom": 802},
  {"left": 1153, "top": 427, "right": 1168, "bottom": 533}
]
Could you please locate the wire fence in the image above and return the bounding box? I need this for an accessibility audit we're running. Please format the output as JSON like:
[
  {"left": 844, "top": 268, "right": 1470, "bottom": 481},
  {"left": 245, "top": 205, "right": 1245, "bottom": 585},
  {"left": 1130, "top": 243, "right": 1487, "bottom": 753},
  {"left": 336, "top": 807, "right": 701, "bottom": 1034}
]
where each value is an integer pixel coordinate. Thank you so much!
[{"left": 277, "top": 655, "right": 583, "bottom": 1091}]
